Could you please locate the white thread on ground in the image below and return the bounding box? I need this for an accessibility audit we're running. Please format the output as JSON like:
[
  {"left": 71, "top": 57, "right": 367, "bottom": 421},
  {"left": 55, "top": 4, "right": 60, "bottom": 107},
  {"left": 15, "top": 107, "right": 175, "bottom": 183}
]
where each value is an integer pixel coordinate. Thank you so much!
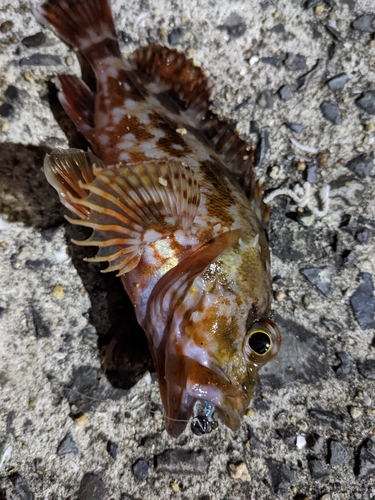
[
  {"left": 264, "top": 182, "right": 330, "bottom": 217},
  {"left": 290, "top": 137, "right": 319, "bottom": 154}
]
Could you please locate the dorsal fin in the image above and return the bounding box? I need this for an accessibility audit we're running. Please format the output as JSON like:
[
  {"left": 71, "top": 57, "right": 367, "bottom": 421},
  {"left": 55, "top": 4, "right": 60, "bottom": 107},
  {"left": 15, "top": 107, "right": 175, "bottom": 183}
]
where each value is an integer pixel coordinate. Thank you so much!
[
  {"left": 44, "top": 149, "right": 201, "bottom": 275},
  {"left": 133, "top": 44, "right": 257, "bottom": 195},
  {"left": 133, "top": 44, "right": 211, "bottom": 115}
]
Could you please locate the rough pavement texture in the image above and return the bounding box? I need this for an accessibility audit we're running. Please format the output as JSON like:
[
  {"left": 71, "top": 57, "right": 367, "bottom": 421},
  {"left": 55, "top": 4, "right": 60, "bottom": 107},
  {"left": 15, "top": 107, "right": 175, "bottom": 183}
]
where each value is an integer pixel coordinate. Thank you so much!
[{"left": 1, "top": 0, "right": 375, "bottom": 499}]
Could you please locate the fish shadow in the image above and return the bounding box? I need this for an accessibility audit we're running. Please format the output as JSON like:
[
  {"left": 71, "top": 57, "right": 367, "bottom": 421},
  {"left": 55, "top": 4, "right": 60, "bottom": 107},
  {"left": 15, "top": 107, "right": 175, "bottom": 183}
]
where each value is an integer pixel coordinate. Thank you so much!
[{"left": 0, "top": 129, "right": 153, "bottom": 390}]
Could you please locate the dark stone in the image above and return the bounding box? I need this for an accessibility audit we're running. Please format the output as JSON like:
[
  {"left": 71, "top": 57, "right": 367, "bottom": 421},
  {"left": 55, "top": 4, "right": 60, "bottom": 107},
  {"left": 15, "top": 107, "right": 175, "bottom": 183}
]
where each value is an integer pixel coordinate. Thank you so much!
[
  {"left": 300, "top": 267, "right": 332, "bottom": 298},
  {"left": 25, "top": 259, "right": 46, "bottom": 271},
  {"left": 106, "top": 440, "right": 118, "bottom": 460},
  {"left": 350, "top": 273, "right": 375, "bottom": 330},
  {"left": 352, "top": 14, "right": 374, "bottom": 33},
  {"left": 8, "top": 473, "right": 34, "bottom": 500},
  {"left": 309, "top": 408, "right": 346, "bottom": 430},
  {"left": 306, "top": 164, "right": 318, "bottom": 183},
  {"left": 261, "top": 56, "right": 283, "bottom": 68},
  {"left": 296, "top": 59, "right": 320, "bottom": 91},
  {"left": 345, "top": 154, "right": 373, "bottom": 178},
  {"left": 308, "top": 458, "right": 329, "bottom": 479},
  {"left": 278, "top": 84, "right": 293, "bottom": 101},
  {"left": 306, "top": 433, "right": 324, "bottom": 453},
  {"left": 266, "top": 459, "right": 298, "bottom": 493},
  {"left": 78, "top": 473, "right": 107, "bottom": 500},
  {"left": 168, "top": 27, "right": 184, "bottom": 46},
  {"left": 0, "top": 20, "right": 13, "bottom": 33},
  {"left": 320, "top": 101, "right": 342, "bottom": 125},
  {"left": 357, "top": 359, "right": 375, "bottom": 380},
  {"left": 132, "top": 459, "right": 149, "bottom": 480},
  {"left": 356, "top": 439, "right": 375, "bottom": 477},
  {"left": 284, "top": 53, "right": 307, "bottom": 71},
  {"left": 218, "top": 13, "right": 246, "bottom": 39},
  {"left": 328, "top": 440, "right": 350, "bottom": 466},
  {"left": 320, "top": 317, "right": 344, "bottom": 335},
  {"left": 0, "top": 103, "right": 14, "bottom": 117},
  {"left": 334, "top": 351, "right": 352, "bottom": 379},
  {"left": 249, "top": 120, "right": 261, "bottom": 134},
  {"left": 41, "top": 226, "right": 61, "bottom": 241},
  {"left": 254, "top": 130, "right": 269, "bottom": 169},
  {"left": 356, "top": 91, "right": 375, "bottom": 115},
  {"left": 325, "top": 25, "right": 344, "bottom": 42},
  {"left": 247, "top": 427, "right": 263, "bottom": 449},
  {"left": 62, "top": 365, "right": 127, "bottom": 413},
  {"left": 4, "top": 85, "right": 19, "bottom": 102},
  {"left": 20, "top": 53, "right": 62, "bottom": 66},
  {"left": 269, "top": 23, "right": 286, "bottom": 35},
  {"left": 22, "top": 32, "right": 46, "bottom": 48},
  {"left": 328, "top": 42, "right": 336, "bottom": 59},
  {"left": 233, "top": 96, "right": 251, "bottom": 111},
  {"left": 57, "top": 433, "right": 79, "bottom": 456},
  {"left": 356, "top": 227, "right": 371, "bottom": 243},
  {"left": 276, "top": 427, "right": 296, "bottom": 446},
  {"left": 155, "top": 448, "right": 209, "bottom": 474},
  {"left": 259, "top": 315, "right": 329, "bottom": 389},
  {"left": 327, "top": 73, "right": 349, "bottom": 91},
  {"left": 310, "top": 22, "right": 322, "bottom": 39},
  {"left": 257, "top": 89, "right": 274, "bottom": 109},
  {"left": 31, "top": 306, "right": 51, "bottom": 338},
  {"left": 284, "top": 122, "right": 305, "bottom": 133}
]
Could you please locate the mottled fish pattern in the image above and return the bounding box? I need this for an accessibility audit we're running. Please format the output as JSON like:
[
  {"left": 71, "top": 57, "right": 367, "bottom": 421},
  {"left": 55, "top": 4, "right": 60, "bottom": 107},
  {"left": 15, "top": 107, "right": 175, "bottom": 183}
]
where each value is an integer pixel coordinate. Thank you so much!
[{"left": 35, "top": 0, "right": 281, "bottom": 436}]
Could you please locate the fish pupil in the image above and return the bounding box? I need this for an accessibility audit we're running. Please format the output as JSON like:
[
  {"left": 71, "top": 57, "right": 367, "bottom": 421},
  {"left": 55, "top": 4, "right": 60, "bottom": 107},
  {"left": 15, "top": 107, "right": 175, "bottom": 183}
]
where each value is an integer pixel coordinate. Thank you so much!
[{"left": 249, "top": 331, "right": 271, "bottom": 355}]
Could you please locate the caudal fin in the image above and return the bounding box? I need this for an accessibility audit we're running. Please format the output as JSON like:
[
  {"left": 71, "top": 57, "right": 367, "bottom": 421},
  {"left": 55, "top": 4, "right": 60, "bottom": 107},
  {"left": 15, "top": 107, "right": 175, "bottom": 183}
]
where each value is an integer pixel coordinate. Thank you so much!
[{"left": 34, "top": 0, "right": 120, "bottom": 64}]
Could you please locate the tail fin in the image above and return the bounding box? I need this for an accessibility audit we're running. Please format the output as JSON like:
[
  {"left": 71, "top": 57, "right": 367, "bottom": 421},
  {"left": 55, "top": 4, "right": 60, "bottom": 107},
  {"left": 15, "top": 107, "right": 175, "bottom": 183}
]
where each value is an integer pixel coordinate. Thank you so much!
[{"left": 34, "top": 0, "right": 120, "bottom": 63}]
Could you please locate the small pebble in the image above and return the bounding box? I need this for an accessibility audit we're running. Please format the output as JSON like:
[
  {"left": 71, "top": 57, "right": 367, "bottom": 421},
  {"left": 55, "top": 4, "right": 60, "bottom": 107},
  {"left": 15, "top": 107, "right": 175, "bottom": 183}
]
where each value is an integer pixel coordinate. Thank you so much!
[
  {"left": 74, "top": 414, "right": 89, "bottom": 426},
  {"left": 352, "top": 14, "right": 374, "bottom": 33},
  {"left": 365, "top": 123, "right": 374, "bottom": 132},
  {"left": 284, "top": 122, "right": 305, "bottom": 133},
  {"left": 170, "top": 481, "right": 180, "bottom": 492},
  {"left": 349, "top": 406, "right": 362, "bottom": 419},
  {"left": 132, "top": 459, "right": 149, "bottom": 480},
  {"left": 278, "top": 84, "right": 293, "bottom": 101},
  {"left": 275, "top": 291, "right": 286, "bottom": 302},
  {"left": 302, "top": 294, "right": 314, "bottom": 309},
  {"left": 0, "top": 103, "right": 14, "bottom": 118},
  {"left": 296, "top": 161, "right": 306, "bottom": 171},
  {"left": 327, "top": 73, "right": 349, "bottom": 92},
  {"left": 296, "top": 435, "right": 306, "bottom": 449},
  {"left": 0, "top": 20, "right": 13, "bottom": 33},
  {"left": 4, "top": 85, "right": 18, "bottom": 102},
  {"left": 52, "top": 284, "right": 65, "bottom": 299},
  {"left": 228, "top": 462, "right": 250, "bottom": 482},
  {"left": 320, "top": 101, "right": 342, "bottom": 125},
  {"left": 22, "top": 32, "right": 46, "bottom": 48},
  {"left": 315, "top": 5, "right": 325, "bottom": 14},
  {"left": 258, "top": 90, "right": 273, "bottom": 109},
  {"left": 357, "top": 91, "right": 375, "bottom": 115}
]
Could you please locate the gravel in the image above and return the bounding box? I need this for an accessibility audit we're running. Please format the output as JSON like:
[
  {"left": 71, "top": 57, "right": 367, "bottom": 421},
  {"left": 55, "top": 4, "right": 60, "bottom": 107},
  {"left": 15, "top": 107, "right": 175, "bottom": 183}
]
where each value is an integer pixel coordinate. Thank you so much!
[{"left": 1, "top": 0, "right": 375, "bottom": 499}]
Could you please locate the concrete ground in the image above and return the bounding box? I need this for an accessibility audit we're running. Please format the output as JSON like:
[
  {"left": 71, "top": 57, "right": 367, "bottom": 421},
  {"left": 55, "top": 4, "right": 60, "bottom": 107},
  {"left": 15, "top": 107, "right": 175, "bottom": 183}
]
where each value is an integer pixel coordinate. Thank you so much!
[{"left": 0, "top": 0, "right": 375, "bottom": 498}]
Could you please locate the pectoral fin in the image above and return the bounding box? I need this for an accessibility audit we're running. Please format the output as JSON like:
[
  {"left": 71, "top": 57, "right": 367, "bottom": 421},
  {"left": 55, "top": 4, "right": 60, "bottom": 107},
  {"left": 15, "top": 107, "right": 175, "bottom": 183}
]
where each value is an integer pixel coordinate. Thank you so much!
[{"left": 44, "top": 149, "right": 201, "bottom": 275}]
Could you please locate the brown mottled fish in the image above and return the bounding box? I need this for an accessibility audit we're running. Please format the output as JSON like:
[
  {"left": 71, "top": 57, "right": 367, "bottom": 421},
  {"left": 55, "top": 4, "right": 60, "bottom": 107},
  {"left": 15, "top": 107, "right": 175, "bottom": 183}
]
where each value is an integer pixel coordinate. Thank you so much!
[{"left": 35, "top": 0, "right": 281, "bottom": 437}]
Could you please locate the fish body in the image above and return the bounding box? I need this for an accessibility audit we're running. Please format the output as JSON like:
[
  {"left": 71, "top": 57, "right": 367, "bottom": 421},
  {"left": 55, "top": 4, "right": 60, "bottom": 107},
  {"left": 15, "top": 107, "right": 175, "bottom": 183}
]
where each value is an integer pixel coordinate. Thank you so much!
[{"left": 35, "top": 0, "right": 281, "bottom": 436}]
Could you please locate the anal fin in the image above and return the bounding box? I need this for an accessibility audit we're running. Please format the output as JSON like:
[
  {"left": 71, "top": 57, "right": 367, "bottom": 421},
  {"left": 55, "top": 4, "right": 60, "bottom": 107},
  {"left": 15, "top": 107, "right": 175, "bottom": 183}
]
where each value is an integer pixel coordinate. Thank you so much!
[{"left": 56, "top": 75, "right": 95, "bottom": 138}]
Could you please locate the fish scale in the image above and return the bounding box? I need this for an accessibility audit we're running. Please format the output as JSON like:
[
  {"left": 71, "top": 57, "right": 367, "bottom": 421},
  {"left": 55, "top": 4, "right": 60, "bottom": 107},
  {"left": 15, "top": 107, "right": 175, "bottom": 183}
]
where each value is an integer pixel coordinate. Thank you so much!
[{"left": 35, "top": 0, "right": 281, "bottom": 437}]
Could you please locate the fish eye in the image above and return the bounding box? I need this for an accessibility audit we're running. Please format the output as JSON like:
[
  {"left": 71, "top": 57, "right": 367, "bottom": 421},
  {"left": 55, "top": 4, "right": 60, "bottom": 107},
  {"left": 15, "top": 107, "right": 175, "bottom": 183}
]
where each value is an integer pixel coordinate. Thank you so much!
[
  {"left": 245, "top": 319, "right": 281, "bottom": 364},
  {"left": 248, "top": 330, "right": 272, "bottom": 355}
]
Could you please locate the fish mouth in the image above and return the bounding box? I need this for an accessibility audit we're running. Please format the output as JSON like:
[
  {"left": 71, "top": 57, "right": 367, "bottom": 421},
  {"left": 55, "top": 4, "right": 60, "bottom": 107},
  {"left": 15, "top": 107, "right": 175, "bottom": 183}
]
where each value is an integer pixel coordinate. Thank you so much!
[{"left": 161, "top": 355, "right": 249, "bottom": 437}]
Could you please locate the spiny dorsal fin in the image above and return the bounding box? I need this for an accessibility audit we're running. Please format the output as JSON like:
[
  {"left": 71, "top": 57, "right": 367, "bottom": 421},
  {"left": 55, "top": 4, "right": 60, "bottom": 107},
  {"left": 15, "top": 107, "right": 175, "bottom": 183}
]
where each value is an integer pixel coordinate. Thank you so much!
[
  {"left": 133, "top": 45, "right": 257, "bottom": 193},
  {"left": 44, "top": 149, "right": 104, "bottom": 218},
  {"left": 133, "top": 44, "right": 211, "bottom": 115},
  {"left": 47, "top": 156, "right": 201, "bottom": 276}
]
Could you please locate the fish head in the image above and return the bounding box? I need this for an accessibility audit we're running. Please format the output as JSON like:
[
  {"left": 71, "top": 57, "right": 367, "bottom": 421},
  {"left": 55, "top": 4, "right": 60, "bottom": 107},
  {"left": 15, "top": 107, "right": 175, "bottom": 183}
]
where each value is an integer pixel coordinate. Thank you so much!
[{"left": 145, "top": 229, "right": 281, "bottom": 437}]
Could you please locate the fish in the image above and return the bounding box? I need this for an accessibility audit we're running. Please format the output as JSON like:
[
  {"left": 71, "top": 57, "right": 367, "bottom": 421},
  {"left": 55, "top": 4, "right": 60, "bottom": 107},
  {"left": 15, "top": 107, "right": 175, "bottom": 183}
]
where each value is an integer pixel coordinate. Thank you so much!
[{"left": 34, "top": 0, "right": 281, "bottom": 437}]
